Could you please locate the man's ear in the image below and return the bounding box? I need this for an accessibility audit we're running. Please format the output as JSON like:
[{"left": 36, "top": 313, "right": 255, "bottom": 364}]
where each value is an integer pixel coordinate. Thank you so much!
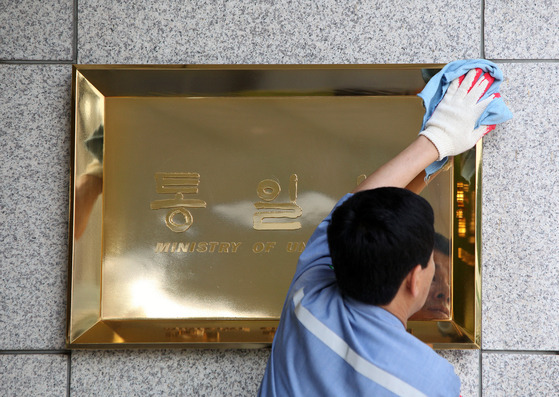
[{"left": 406, "top": 264, "right": 423, "bottom": 298}]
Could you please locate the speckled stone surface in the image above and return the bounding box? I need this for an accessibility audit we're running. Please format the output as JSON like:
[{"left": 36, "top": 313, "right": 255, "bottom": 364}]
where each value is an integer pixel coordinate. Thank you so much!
[
  {"left": 70, "top": 349, "right": 270, "bottom": 396},
  {"left": 485, "top": 1, "right": 559, "bottom": 59},
  {"left": 438, "top": 350, "right": 480, "bottom": 397},
  {"left": 4, "top": 1, "right": 559, "bottom": 394},
  {"left": 70, "top": 348, "right": 479, "bottom": 396},
  {"left": 0, "top": 65, "right": 72, "bottom": 349},
  {"left": 78, "top": 0, "right": 480, "bottom": 64},
  {"left": 0, "top": 354, "right": 68, "bottom": 397},
  {"left": 482, "top": 353, "right": 559, "bottom": 396},
  {"left": 482, "top": 63, "right": 559, "bottom": 350},
  {"left": 0, "top": 0, "right": 73, "bottom": 60}
]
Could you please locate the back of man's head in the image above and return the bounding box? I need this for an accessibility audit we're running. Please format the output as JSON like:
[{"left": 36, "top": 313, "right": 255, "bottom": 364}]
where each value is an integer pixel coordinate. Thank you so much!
[{"left": 327, "top": 187, "right": 434, "bottom": 306}]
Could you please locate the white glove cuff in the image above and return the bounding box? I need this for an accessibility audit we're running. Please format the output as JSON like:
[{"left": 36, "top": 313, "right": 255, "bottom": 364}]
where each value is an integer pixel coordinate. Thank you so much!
[{"left": 419, "top": 127, "right": 452, "bottom": 161}]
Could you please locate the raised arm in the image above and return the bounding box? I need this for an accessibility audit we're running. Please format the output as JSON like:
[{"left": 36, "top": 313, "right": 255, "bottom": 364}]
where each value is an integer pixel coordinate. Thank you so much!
[
  {"left": 354, "top": 69, "right": 497, "bottom": 194},
  {"left": 295, "top": 69, "right": 498, "bottom": 278},
  {"left": 353, "top": 136, "right": 438, "bottom": 193}
]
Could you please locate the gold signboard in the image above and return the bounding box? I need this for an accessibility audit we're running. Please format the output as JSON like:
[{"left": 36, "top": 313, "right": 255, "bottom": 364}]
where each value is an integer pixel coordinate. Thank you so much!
[{"left": 68, "top": 65, "right": 481, "bottom": 348}]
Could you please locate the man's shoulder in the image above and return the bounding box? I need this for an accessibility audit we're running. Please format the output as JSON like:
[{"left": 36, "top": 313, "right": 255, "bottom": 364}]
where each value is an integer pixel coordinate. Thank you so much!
[
  {"left": 398, "top": 335, "right": 461, "bottom": 394},
  {"left": 264, "top": 286, "right": 460, "bottom": 397}
]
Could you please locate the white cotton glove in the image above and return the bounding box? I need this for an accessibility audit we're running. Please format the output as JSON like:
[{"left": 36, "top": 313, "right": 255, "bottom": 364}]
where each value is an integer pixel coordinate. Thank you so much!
[{"left": 420, "top": 69, "right": 497, "bottom": 161}]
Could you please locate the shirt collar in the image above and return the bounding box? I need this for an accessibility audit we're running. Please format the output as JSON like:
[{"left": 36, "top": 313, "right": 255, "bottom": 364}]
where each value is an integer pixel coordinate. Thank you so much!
[{"left": 344, "top": 296, "right": 406, "bottom": 330}]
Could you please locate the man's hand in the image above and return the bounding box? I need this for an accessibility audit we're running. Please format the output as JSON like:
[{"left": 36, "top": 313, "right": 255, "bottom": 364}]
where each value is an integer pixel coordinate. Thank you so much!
[
  {"left": 420, "top": 68, "right": 498, "bottom": 161},
  {"left": 353, "top": 68, "right": 501, "bottom": 193}
]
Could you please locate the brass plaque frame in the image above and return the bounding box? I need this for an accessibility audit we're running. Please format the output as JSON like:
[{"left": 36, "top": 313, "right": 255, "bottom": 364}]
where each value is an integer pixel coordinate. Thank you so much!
[{"left": 68, "top": 65, "right": 481, "bottom": 349}]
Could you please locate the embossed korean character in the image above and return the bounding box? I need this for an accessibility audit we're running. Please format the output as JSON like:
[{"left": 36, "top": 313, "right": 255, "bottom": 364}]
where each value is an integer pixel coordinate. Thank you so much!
[
  {"left": 150, "top": 172, "right": 207, "bottom": 232},
  {"left": 253, "top": 174, "right": 302, "bottom": 231}
]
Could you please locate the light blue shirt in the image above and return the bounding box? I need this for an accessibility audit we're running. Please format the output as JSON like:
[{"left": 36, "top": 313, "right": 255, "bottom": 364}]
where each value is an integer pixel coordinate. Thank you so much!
[{"left": 259, "top": 194, "right": 460, "bottom": 397}]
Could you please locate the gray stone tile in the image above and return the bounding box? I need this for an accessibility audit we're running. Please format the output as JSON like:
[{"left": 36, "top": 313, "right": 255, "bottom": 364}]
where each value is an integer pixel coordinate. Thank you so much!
[
  {"left": 485, "top": 1, "right": 559, "bottom": 59},
  {"left": 0, "top": 0, "right": 73, "bottom": 60},
  {"left": 70, "top": 348, "right": 478, "bottom": 397},
  {"left": 78, "top": 0, "right": 480, "bottom": 64},
  {"left": 438, "top": 350, "right": 479, "bottom": 397},
  {"left": 482, "top": 352, "right": 559, "bottom": 396},
  {"left": 0, "top": 65, "right": 72, "bottom": 349},
  {"left": 0, "top": 354, "right": 68, "bottom": 397},
  {"left": 482, "top": 63, "right": 559, "bottom": 350},
  {"left": 70, "top": 349, "right": 270, "bottom": 396}
]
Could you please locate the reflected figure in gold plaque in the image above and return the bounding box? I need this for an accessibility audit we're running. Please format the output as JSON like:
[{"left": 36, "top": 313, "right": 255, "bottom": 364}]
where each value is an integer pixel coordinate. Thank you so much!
[
  {"left": 74, "top": 125, "right": 103, "bottom": 239},
  {"left": 410, "top": 233, "right": 451, "bottom": 321}
]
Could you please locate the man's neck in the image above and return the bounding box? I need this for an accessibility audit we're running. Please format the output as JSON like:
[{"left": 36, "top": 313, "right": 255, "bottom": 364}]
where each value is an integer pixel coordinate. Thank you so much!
[{"left": 380, "top": 299, "right": 409, "bottom": 328}]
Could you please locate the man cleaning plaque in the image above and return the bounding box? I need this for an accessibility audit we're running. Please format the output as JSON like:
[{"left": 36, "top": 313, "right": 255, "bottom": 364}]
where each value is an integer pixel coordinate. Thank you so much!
[{"left": 258, "top": 61, "right": 512, "bottom": 397}]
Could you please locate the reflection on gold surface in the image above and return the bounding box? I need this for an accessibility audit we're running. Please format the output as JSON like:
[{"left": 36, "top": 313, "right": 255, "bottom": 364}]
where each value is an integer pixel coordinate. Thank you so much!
[
  {"left": 68, "top": 65, "right": 481, "bottom": 348},
  {"left": 410, "top": 234, "right": 451, "bottom": 321}
]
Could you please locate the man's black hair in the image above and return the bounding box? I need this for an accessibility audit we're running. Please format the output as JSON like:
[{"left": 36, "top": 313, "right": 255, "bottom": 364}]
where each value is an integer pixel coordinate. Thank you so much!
[
  {"left": 434, "top": 232, "right": 450, "bottom": 257},
  {"left": 327, "top": 187, "right": 434, "bottom": 306}
]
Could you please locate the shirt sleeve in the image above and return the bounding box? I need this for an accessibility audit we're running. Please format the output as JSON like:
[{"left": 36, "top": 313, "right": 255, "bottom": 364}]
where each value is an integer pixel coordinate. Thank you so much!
[{"left": 292, "top": 193, "right": 353, "bottom": 280}]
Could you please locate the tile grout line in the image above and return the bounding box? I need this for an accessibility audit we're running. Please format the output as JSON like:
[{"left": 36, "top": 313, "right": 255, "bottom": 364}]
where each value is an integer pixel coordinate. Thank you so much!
[
  {"left": 479, "top": 4, "right": 484, "bottom": 396},
  {"left": 479, "top": 349, "right": 483, "bottom": 397},
  {"left": 73, "top": 0, "right": 78, "bottom": 63},
  {"left": 490, "top": 58, "right": 559, "bottom": 63},
  {"left": 479, "top": 0, "right": 489, "bottom": 391},
  {"left": 0, "top": 350, "right": 69, "bottom": 355},
  {"left": 480, "top": 0, "right": 485, "bottom": 59},
  {"left": 67, "top": 5, "right": 78, "bottom": 396},
  {"left": 67, "top": 352, "right": 72, "bottom": 397},
  {"left": 482, "top": 350, "right": 559, "bottom": 355},
  {"left": 1, "top": 59, "right": 559, "bottom": 65},
  {"left": 0, "top": 60, "right": 74, "bottom": 64}
]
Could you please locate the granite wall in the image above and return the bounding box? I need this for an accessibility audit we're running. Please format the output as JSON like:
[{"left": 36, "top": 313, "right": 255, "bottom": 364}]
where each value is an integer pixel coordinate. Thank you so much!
[{"left": 1, "top": 1, "right": 558, "bottom": 396}]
